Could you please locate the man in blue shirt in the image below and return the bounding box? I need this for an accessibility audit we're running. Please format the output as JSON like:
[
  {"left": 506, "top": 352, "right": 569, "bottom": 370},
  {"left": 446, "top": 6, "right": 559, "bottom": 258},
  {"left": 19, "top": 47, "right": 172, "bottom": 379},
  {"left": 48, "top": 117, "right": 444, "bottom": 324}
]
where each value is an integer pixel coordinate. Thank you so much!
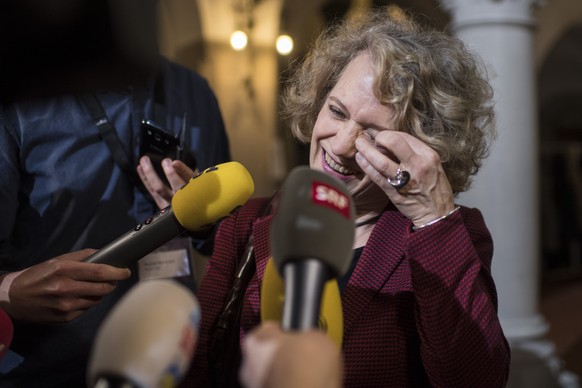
[
  {"left": 0, "top": 0, "right": 232, "bottom": 377},
  {"left": 0, "top": 55, "right": 230, "bottom": 387}
]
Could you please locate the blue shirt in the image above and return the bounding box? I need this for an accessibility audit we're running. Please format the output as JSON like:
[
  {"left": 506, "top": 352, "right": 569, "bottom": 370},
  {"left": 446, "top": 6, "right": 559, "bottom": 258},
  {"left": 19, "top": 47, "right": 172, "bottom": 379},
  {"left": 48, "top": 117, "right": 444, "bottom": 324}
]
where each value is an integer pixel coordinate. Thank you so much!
[{"left": 0, "top": 58, "right": 230, "bottom": 387}]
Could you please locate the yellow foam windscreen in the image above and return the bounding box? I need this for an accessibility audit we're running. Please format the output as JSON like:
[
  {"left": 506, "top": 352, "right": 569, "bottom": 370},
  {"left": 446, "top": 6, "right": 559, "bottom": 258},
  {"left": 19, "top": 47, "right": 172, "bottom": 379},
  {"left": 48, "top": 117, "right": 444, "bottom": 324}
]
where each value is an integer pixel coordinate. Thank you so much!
[
  {"left": 260, "top": 257, "right": 344, "bottom": 347},
  {"left": 171, "top": 161, "right": 254, "bottom": 231}
]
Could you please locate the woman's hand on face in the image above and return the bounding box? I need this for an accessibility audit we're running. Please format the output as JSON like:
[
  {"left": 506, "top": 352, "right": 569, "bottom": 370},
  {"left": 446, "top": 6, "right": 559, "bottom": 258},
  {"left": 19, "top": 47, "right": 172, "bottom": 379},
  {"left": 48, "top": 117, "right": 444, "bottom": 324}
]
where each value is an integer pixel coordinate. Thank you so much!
[
  {"left": 1, "top": 249, "right": 131, "bottom": 324},
  {"left": 137, "top": 156, "right": 198, "bottom": 209},
  {"left": 354, "top": 131, "right": 455, "bottom": 227}
]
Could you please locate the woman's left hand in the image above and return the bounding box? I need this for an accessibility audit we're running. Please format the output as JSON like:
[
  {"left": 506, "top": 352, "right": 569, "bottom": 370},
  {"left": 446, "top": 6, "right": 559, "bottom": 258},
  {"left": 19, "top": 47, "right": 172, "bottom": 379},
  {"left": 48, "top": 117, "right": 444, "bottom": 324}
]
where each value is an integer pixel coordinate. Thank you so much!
[
  {"left": 137, "top": 156, "right": 198, "bottom": 209},
  {"left": 355, "top": 131, "right": 455, "bottom": 227}
]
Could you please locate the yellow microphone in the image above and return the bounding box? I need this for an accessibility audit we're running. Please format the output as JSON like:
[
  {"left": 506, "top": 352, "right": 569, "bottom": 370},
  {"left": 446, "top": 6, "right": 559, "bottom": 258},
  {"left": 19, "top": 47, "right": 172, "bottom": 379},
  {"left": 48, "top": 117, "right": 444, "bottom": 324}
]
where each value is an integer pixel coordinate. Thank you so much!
[
  {"left": 261, "top": 258, "right": 344, "bottom": 347},
  {"left": 171, "top": 162, "right": 255, "bottom": 230},
  {"left": 85, "top": 161, "right": 254, "bottom": 267}
]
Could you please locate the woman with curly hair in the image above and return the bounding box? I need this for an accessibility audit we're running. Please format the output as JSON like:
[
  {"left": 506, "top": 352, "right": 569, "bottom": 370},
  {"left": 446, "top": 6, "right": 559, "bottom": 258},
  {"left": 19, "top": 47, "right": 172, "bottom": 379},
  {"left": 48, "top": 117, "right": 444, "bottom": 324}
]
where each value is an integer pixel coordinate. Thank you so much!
[{"left": 183, "top": 8, "right": 510, "bottom": 388}]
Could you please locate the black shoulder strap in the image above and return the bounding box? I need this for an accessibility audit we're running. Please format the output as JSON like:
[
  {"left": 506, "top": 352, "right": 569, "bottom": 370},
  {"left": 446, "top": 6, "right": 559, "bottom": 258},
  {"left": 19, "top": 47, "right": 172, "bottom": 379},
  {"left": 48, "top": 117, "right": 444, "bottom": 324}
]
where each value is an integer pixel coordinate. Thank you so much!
[
  {"left": 78, "top": 93, "right": 133, "bottom": 172},
  {"left": 208, "top": 195, "right": 276, "bottom": 388},
  {"left": 77, "top": 92, "right": 148, "bottom": 194}
]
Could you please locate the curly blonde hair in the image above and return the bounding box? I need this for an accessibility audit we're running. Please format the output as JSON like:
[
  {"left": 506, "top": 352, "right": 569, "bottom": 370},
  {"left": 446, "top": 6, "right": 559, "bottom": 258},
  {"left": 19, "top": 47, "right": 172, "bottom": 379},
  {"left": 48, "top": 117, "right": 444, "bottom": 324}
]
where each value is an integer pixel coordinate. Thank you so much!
[{"left": 281, "top": 8, "right": 496, "bottom": 193}]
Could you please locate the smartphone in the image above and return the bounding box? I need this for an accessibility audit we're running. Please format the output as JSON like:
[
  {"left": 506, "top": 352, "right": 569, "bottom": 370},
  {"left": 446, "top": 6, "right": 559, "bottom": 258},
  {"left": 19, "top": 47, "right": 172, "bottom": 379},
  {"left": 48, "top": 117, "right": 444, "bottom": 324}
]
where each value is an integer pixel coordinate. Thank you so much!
[{"left": 140, "top": 119, "right": 184, "bottom": 186}]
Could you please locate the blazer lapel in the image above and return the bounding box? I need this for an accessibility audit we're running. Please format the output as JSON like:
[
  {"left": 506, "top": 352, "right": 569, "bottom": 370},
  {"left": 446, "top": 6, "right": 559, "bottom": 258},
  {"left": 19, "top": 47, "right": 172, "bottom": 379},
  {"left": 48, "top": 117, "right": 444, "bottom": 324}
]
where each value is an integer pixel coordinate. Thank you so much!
[
  {"left": 342, "top": 210, "right": 410, "bottom": 337},
  {"left": 252, "top": 214, "right": 274, "bottom": 283}
]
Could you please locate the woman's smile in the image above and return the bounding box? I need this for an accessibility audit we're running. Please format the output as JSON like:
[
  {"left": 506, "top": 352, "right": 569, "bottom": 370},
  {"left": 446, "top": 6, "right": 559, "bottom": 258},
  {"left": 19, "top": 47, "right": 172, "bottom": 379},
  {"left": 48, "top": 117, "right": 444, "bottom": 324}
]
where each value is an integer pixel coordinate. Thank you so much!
[{"left": 323, "top": 150, "right": 356, "bottom": 177}]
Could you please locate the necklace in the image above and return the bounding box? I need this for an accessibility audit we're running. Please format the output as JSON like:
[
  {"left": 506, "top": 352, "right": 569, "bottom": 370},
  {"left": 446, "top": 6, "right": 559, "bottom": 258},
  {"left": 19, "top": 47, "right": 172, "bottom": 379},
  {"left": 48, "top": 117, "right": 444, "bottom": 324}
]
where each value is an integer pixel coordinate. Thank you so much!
[{"left": 355, "top": 214, "right": 381, "bottom": 228}]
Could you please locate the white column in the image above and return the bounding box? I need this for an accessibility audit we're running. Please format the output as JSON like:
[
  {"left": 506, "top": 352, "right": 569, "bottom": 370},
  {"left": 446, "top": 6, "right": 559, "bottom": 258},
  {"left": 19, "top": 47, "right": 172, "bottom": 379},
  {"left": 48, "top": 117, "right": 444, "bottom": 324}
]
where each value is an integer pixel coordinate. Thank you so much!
[
  {"left": 442, "top": 0, "right": 544, "bottom": 341},
  {"left": 440, "top": 1, "right": 578, "bottom": 386}
]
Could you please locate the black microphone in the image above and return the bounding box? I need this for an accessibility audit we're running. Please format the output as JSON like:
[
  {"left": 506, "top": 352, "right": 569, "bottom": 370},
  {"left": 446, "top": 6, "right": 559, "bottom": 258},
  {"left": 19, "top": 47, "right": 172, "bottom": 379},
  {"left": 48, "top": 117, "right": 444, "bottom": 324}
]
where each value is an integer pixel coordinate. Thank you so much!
[
  {"left": 87, "top": 279, "right": 201, "bottom": 388},
  {"left": 270, "top": 166, "right": 355, "bottom": 331},
  {"left": 84, "top": 161, "right": 254, "bottom": 267}
]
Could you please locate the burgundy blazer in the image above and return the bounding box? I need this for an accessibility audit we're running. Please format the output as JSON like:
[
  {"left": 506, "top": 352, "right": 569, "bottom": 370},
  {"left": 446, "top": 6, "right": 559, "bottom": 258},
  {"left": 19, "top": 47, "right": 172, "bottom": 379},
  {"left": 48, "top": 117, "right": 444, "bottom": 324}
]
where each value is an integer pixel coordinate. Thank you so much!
[{"left": 184, "top": 197, "right": 510, "bottom": 387}]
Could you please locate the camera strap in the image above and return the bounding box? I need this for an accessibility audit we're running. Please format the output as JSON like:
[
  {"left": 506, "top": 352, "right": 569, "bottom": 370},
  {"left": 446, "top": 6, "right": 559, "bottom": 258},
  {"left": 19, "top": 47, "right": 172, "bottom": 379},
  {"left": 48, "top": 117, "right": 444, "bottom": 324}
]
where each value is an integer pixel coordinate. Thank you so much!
[
  {"left": 77, "top": 92, "right": 149, "bottom": 195},
  {"left": 208, "top": 194, "right": 277, "bottom": 388}
]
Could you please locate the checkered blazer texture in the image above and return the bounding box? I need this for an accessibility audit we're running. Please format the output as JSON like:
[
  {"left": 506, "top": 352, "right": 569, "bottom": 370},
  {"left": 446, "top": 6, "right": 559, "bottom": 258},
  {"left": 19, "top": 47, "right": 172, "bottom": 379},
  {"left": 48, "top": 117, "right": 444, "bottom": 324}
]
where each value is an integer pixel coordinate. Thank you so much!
[{"left": 183, "top": 197, "right": 510, "bottom": 387}]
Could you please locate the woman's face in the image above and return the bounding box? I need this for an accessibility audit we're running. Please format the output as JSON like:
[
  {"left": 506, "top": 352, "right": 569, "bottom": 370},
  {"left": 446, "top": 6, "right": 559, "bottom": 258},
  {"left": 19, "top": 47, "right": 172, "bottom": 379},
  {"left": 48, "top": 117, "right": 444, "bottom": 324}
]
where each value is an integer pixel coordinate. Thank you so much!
[{"left": 310, "top": 52, "right": 394, "bottom": 213}]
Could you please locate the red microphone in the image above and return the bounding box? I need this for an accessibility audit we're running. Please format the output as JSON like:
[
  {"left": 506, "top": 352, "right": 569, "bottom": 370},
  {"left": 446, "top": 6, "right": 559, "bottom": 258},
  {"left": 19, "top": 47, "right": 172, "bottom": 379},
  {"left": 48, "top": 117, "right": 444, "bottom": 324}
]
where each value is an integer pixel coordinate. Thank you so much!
[{"left": 0, "top": 308, "right": 13, "bottom": 361}]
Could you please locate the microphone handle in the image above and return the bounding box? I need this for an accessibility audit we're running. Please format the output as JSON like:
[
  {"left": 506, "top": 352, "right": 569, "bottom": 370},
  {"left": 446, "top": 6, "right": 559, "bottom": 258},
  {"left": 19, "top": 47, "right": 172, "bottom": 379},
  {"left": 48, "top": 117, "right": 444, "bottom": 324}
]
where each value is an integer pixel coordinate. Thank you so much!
[
  {"left": 281, "top": 259, "right": 331, "bottom": 331},
  {"left": 84, "top": 206, "right": 184, "bottom": 267}
]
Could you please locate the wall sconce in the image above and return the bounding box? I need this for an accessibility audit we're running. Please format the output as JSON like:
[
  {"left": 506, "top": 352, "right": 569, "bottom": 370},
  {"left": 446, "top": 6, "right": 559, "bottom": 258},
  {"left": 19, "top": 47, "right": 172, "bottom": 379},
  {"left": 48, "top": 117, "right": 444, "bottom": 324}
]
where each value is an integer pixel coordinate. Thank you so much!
[
  {"left": 275, "top": 34, "right": 293, "bottom": 56},
  {"left": 229, "top": 0, "right": 293, "bottom": 56},
  {"left": 229, "top": 30, "right": 293, "bottom": 56},
  {"left": 230, "top": 30, "right": 248, "bottom": 51}
]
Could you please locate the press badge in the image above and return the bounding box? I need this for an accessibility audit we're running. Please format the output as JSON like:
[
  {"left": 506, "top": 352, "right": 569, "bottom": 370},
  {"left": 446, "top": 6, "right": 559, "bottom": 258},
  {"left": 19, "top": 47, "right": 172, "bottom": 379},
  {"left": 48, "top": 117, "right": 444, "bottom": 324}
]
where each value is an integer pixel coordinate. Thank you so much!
[{"left": 138, "top": 237, "right": 193, "bottom": 281}]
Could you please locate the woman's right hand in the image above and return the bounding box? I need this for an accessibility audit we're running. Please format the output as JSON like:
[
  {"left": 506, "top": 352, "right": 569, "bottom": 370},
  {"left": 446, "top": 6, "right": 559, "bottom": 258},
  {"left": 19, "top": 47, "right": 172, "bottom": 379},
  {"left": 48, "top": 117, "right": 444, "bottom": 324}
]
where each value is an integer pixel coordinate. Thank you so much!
[
  {"left": 355, "top": 131, "right": 456, "bottom": 228},
  {"left": 0, "top": 249, "right": 131, "bottom": 324}
]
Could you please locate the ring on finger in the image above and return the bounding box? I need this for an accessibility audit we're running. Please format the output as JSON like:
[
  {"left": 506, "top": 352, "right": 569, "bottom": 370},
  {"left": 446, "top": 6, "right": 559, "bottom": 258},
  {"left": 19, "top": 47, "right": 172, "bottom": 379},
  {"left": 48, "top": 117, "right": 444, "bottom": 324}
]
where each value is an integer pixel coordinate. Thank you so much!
[{"left": 387, "top": 166, "right": 410, "bottom": 189}]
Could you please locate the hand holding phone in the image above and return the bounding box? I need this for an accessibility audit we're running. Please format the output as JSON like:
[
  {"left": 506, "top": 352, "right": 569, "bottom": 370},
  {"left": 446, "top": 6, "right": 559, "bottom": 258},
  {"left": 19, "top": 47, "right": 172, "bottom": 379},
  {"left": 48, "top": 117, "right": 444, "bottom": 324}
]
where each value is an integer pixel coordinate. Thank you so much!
[{"left": 139, "top": 119, "right": 197, "bottom": 186}]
